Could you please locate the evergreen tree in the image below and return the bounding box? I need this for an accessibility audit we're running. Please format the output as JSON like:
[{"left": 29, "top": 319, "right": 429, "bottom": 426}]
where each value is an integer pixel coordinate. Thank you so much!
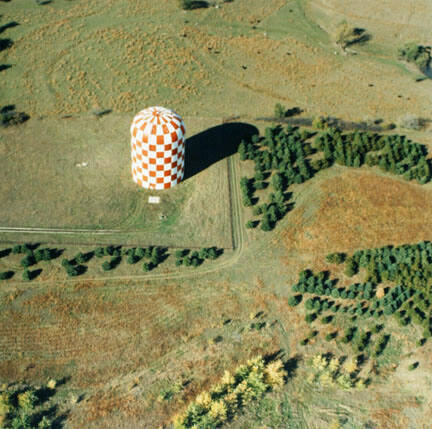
[{"left": 238, "top": 141, "right": 247, "bottom": 160}]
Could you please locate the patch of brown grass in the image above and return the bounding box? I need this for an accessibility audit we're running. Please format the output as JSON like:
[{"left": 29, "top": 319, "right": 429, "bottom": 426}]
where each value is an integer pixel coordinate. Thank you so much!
[{"left": 282, "top": 169, "right": 432, "bottom": 272}]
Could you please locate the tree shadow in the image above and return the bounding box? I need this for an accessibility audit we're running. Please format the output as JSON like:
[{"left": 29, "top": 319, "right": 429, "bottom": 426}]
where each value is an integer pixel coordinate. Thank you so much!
[
  {"left": 0, "top": 21, "right": 18, "bottom": 34},
  {"left": 184, "top": 122, "right": 258, "bottom": 180},
  {"left": 0, "top": 38, "right": 13, "bottom": 51},
  {"left": 347, "top": 28, "right": 372, "bottom": 47},
  {"left": 0, "top": 64, "right": 11, "bottom": 71}
]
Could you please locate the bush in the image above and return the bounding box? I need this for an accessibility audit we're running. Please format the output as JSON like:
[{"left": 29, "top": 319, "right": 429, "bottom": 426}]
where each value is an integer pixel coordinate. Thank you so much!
[
  {"left": 175, "top": 249, "right": 185, "bottom": 259},
  {"left": 102, "top": 261, "right": 112, "bottom": 271},
  {"left": 95, "top": 247, "right": 105, "bottom": 258},
  {"left": 345, "top": 258, "right": 358, "bottom": 277},
  {"left": 305, "top": 313, "right": 317, "bottom": 323},
  {"left": 335, "top": 21, "right": 369, "bottom": 49},
  {"left": 12, "top": 244, "right": 23, "bottom": 254},
  {"left": 288, "top": 295, "right": 302, "bottom": 306},
  {"left": 75, "top": 252, "right": 86, "bottom": 264},
  {"left": 66, "top": 265, "right": 79, "bottom": 277},
  {"left": 322, "top": 315, "right": 333, "bottom": 324},
  {"left": 246, "top": 220, "right": 256, "bottom": 229},
  {"left": 127, "top": 253, "right": 139, "bottom": 264},
  {"left": 274, "top": 103, "right": 286, "bottom": 119},
  {"left": 408, "top": 362, "right": 419, "bottom": 371},
  {"left": 398, "top": 42, "right": 431, "bottom": 71},
  {"left": 22, "top": 269, "right": 31, "bottom": 281},
  {"left": 20, "top": 254, "right": 36, "bottom": 268},
  {"left": 142, "top": 262, "right": 152, "bottom": 272},
  {"left": 326, "top": 252, "right": 346, "bottom": 264}
]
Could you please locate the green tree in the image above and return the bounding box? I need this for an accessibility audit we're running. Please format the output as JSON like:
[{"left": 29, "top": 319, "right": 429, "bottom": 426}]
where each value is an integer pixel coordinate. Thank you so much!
[
  {"left": 20, "top": 254, "right": 36, "bottom": 268},
  {"left": 142, "top": 262, "right": 152, "bottom": 272},
  {"left": 238, "top": 140, "right": 247, "bottom": 160},
  {"left": 274, "top": 103, "right": 286, "bottom": 119}
]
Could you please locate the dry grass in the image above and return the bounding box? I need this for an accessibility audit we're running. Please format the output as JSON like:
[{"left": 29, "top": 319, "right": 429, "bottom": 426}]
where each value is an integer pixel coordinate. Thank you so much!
[{"left": 280, "top": 168, "right": 432, "bottom": 273}]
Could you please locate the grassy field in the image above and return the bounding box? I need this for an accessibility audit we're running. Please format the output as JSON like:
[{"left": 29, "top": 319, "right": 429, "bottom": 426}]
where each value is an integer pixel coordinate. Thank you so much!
[
  {"left": 1, "top": 0, "right": 432, "bottom": 428},
  {"left": 0, "top": 114, "right": 237, "bottom": 247}
]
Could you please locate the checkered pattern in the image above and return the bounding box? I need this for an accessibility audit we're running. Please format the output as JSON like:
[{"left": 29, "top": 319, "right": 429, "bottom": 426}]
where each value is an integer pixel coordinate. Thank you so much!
[{"left": 130, "top": 106, "right": 186, "bottom": 190}]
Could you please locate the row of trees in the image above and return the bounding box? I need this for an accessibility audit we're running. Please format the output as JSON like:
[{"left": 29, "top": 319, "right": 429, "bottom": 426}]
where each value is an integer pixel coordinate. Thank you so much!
[
  {"left": 0, "top": 244, "right": 223, "bottom": 280},
  {"left": 174, "top": 247, "right": 221, "bottom": 268},
  {"left": 314, "top": 129, "right": 431, "bottom": 183}
]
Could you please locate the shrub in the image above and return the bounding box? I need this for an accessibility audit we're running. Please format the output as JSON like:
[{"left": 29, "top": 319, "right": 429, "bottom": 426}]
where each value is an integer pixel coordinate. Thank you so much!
[
  {"left": 246, "top": 220, "right": 256, "bottom": 229},
  {"left": 127, "top": 253, "right": 139, "bottom": 264},
  {"left": 66, "top": 265, "right": 79, "bottom": 277},
  {"left": 408, "top": 362, "right": 419, "bottom": 371},
  {"left": 305, "top": 313, "right": 317, "bottom": 323},
  {"left": 175, "top": 249, "right": 185, "bottom": 259},
  {"left": 335, "top": 21, "right": 369, "bottom": 49},
  {"left": 102, "top": 261, "right": 112, "bottom": 271},
  {"left": 95, "top": 247, "right": 105, "bottom": 257},
  {"left": 398, "top": 42, "right": 431, "bottom": 71},
  {"left": 322, "top": 315, "right": 333, "bottom": 324},
  {"left": 22, "top": 269, "right": 31, "bottom": 281},
  {"left": 288, "top": 295, "right": 302, "bottom": 306},
  {"left": 12, "top": 244, "right": 23, "bottom": 254},
  {"left": 142, "top": 262, "right": 152, "bottom": 272},
  {"left": 75, "top": 252, "right": 86, "bottom": 264},
  {"left": 274, "top": 103, "right": 286, "bottom": 119},
  {"left": 326, "top": 252, "right": 346, "bottom": 264},
  {"left": 105, "top": 245, "right": 114, "bottom": 256},
  {"left": 325, "top": 333, "right": 335, "bottom": 341},
  {"left": 20, "top": 254, "right": 36, "bottom": 268}
]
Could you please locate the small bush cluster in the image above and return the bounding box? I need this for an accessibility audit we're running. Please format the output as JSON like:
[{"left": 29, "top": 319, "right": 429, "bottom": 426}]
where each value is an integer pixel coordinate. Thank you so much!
[
  {"left": 175, "top": 247, "right": 220, "bottom": 268},
  {"left": 307, "top": 354, "right": 367, "bottom": 390},
  {"left": 398, "top": 42, "right": 431, "bottom": 72},
  {"left": 0, "top": 105, "right": 29, "bottom": 128},
  {"left": 334, "top": 21, "right": 370, "bottom": 49},
  {"left": 0, "top": 382, "right": 60, "bottom": 428},
  {"left": 173, "top": 356, "right": 287, "bottom": 428}
]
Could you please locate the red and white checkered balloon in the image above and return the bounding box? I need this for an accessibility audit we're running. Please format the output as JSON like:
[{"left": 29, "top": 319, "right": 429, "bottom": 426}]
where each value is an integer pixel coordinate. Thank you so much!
[{"left": 130, "top": 107, "right": 186, "bottom": 190}]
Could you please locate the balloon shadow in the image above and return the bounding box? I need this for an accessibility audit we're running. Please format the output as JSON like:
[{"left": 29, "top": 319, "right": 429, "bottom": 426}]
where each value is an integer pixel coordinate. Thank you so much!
[{"left": 183, "top": 122, "right": 258, "bottom": 180}]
